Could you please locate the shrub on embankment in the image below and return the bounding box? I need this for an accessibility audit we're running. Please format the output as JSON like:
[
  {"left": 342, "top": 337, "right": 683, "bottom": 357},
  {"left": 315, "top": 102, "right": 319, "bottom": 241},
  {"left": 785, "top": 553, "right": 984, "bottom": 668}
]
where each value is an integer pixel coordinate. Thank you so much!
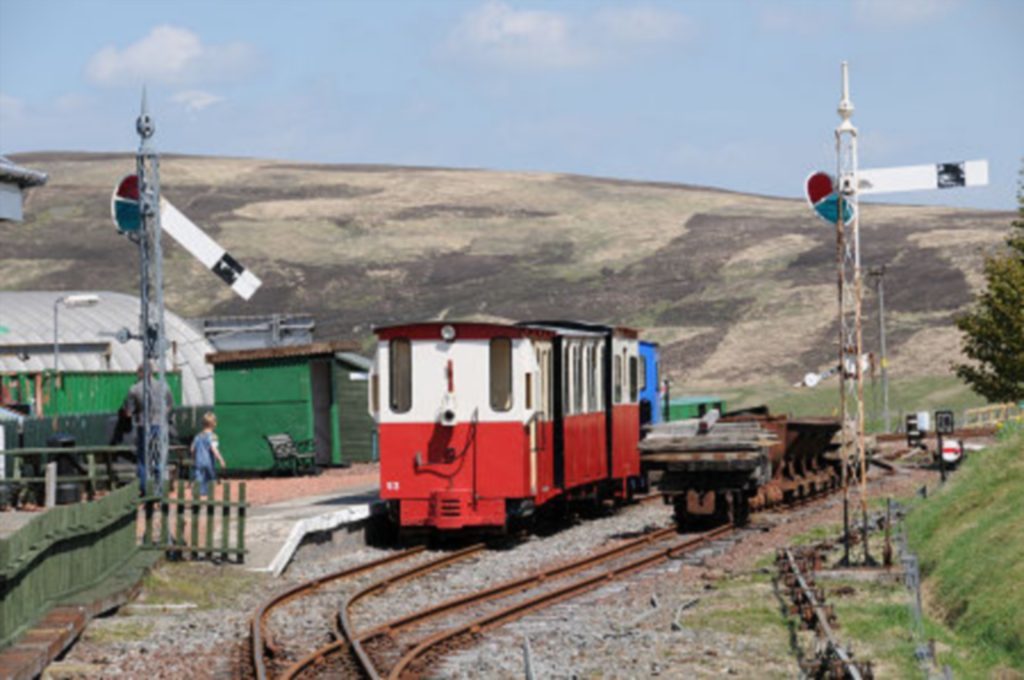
[{"left": 906, "top": 432, "right": 1024, "bottom": 670}]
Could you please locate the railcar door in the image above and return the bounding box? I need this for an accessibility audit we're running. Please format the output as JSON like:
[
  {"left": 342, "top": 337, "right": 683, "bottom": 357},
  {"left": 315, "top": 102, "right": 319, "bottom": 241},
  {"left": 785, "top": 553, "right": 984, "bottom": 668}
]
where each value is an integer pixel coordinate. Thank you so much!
[{"left": 531, "top": 340, "right": 554, "bottom": 499}]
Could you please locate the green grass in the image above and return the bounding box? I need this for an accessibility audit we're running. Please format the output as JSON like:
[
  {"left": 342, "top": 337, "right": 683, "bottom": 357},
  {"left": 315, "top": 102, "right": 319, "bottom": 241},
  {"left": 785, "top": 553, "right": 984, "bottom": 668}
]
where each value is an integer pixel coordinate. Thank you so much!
[
  {"left": 906, "top": 432, "right": 1024, "bottom": 674},
  {"left": 712, "top": 375, "right": 987, "bottom": 433},
  {"left": 139, "top": 562, "right": 267, "bottom": 610}
]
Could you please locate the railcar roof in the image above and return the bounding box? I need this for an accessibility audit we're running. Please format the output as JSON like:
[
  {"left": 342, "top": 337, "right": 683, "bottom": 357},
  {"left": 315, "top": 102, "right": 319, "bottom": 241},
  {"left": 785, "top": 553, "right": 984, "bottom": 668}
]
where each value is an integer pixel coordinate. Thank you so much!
[
  {"left": 374, "top": 321, "right": 555, "bottom": 341},
  {"left": 517, "top": 320, "right": 639, "bottom": 339}
]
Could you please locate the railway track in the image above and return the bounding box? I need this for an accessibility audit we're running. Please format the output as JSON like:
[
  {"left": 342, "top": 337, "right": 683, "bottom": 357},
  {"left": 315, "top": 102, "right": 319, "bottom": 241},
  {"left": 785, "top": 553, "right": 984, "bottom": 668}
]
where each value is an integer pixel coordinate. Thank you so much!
[
  {"left": 274, "top": 523, "right": 729, "bottom": 679},
  {"left": 250, "top": 548, "right": 483, "bottom": 680},
  {"left": 250, "top": 483, "right": 852, "bottom": 680}
]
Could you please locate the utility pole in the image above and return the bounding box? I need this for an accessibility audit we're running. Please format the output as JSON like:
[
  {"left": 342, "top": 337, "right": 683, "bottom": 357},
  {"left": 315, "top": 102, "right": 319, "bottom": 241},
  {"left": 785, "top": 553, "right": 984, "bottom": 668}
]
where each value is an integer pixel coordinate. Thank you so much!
[{"left": 869, "top": 265, "right": 890, "bottom": 433}]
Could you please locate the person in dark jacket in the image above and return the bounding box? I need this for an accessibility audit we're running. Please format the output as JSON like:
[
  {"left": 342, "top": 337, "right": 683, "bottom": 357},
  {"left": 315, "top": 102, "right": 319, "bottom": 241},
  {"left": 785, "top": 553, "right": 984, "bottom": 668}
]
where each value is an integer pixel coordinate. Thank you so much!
[{"left": 122, "top": 364, "right": 174, "bottom": 494}]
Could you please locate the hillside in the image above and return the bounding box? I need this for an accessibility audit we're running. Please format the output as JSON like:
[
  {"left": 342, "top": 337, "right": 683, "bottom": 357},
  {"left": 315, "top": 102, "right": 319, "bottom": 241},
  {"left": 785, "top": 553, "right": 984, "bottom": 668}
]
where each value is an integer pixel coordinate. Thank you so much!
[{"left": 3, "top": 152, "right": 1014, "bottom": 397}]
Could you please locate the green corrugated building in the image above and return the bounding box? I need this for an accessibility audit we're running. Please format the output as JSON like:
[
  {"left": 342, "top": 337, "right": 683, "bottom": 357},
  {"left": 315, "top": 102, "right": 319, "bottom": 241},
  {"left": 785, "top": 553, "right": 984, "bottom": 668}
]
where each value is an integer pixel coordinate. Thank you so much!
[
  {"left": 208, "top": 342, "right": 375, "bottom": 471},
  {"left": 667, "top": 395, "right": 727, "bottom": 421},
  {"left": 0, "top": 371, "right": 182, "bottom": 416}
]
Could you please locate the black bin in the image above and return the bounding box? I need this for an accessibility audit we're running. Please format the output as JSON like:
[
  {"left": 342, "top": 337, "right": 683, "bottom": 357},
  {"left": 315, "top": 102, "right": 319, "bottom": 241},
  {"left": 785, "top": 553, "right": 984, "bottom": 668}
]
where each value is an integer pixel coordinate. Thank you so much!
[{"left": 46, "top": 433, "right": 82, "bottom": 505}]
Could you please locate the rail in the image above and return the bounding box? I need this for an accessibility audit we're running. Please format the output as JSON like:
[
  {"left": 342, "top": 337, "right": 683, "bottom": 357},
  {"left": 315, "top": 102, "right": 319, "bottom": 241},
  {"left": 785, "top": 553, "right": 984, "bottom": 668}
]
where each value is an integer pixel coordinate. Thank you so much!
[
  {"left": 385, "top": 525, "right": 733, "bottom": 679},
  {"left": 250, "top": 547, "right": 426, "bottom": 680},
  {"left": 778, "top": 547, "right": 872, "bottom": 679}
]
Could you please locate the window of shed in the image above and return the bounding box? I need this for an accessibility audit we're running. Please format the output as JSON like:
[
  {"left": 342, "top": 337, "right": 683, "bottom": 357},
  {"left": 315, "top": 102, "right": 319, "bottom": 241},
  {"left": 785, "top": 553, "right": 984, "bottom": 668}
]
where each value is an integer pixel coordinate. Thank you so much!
[
  {"left": 490, "top": 337, "right": 513, "bottom": 412},
  {"left": 389, "top": 339, "right": 412, "bottom": 413}
]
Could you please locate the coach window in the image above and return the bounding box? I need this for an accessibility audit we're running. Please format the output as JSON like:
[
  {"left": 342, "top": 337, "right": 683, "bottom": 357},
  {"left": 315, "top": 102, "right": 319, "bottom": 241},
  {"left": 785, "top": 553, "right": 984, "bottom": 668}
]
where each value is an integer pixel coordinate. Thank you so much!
[
  {"left": 573, "top": 346, "right": 583, "bottom": 413},
  {"left": 629, "top": 355, "right": 639, "bottom": 403},
  {"left": 389, "top": 339, "right": 412, "bottom": 413},
  {"left": 586, "top": 346, "right": 596, "bottom": 412},
  {"left": 639, "top": 356, "right": 648, "bottom": 393},
  {"left": 614, "top": 355, "right": 623, "bottom": 404},
  {"left": 490, "top": 337, "right": 513, "bottom": 412}
]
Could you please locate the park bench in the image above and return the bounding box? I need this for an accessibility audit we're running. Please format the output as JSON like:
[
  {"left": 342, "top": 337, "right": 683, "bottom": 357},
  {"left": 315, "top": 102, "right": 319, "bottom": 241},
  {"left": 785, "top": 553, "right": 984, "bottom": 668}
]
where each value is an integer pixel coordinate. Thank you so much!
[{"left": 263, "top": 433, "right": 317, "bottom": 476}]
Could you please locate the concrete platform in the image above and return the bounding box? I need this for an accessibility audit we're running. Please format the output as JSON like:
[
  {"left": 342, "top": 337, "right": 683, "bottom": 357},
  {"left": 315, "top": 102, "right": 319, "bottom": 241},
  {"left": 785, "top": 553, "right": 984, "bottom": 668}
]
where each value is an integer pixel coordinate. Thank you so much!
[{"left": 245, "top": 483, "right": 382, "bottom": 576}]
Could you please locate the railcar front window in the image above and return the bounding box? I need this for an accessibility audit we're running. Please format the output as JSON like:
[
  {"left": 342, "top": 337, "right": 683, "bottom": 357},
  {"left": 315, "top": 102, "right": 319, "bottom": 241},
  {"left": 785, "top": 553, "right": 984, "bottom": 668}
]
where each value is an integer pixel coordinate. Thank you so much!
[
  {"left": 390, "top": 339, "right": 412, "bottom": 413},
  {"left": 490, "top": 337, "right": 513, "bottom": 412}
]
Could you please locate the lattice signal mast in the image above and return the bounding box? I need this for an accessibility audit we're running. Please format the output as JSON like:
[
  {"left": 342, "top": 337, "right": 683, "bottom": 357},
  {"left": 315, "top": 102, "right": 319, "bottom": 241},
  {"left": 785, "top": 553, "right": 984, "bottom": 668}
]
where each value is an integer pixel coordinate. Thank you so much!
[
  {"left": 833, "top": 62, "right": 871, "bottom": 561},
  {"left": 135, "top": 88, "right": 171, "bottom": 492}
]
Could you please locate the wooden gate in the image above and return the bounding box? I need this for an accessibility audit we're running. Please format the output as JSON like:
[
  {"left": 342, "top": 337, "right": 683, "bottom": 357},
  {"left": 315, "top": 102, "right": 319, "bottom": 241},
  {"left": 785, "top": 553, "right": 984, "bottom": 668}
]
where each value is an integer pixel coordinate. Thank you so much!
[{"left": 139, "top": 481, "right": 248, "bottom": 563}]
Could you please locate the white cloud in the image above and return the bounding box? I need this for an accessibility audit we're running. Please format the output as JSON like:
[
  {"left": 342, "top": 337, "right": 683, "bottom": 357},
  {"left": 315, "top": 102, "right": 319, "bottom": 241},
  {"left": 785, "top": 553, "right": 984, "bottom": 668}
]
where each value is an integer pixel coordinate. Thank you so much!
[
  {"left": 758, "top": 6, "right": 826, "bottom": 35},
  {"left": 171, "top": 89, "right": 225, "bottom": 113},
  {"left": 449, "top": 2, "right": 587, "bottom": 69},
  {"left": 853, "top": 0, "right": 958, "bottom": 27},
  {"left": 447, "top": 2, "right": 693, "bottom": 70},
  {"left": 86, "top": 25, "right": 257, "bottom": 87},
  {"left": 0, "top": 93, "right": 26, "bottom": 121},
  {"left": 595, "top": 5, "right": 695, "bottom": 45}
]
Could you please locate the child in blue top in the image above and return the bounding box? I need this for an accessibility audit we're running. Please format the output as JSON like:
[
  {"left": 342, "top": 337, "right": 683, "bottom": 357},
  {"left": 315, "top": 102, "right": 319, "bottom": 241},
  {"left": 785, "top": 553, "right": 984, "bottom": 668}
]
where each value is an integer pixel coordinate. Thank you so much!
[{"left": 192, "top": 412, "right": 226, "bottom": 496}]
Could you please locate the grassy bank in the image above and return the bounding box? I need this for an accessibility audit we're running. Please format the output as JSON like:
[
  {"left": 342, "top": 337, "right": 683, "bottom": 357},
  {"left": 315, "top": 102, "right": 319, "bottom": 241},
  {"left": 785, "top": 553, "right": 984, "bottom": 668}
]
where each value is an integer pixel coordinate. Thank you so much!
[
  {"left": 906, "top": 432, "right": 1024, "bottom": 672},
  {"left": 706, "top": 374, "right": 986, "bottom": 432}
]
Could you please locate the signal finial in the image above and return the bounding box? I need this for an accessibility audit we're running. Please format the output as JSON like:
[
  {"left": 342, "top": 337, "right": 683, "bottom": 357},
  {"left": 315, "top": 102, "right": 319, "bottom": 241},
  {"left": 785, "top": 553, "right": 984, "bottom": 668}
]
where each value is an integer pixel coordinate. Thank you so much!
[{"left": 136, "top": 86, "right": 155, "bottom": 140}]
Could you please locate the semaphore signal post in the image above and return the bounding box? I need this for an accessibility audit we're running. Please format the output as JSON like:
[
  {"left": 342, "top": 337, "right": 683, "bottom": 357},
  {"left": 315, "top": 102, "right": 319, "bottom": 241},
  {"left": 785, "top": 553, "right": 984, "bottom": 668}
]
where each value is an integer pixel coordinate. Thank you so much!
[
  {"left": 806, "top": 62, "right": 989, "bottom": 565},
  {"left": 111, "top": 90, "right": 263, "bottom": 498}
]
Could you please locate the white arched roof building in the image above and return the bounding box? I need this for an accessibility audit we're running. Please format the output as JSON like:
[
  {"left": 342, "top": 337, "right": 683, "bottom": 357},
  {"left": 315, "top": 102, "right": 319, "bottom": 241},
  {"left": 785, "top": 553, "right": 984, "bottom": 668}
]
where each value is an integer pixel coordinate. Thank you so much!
[{"left": 0, "top": 291, "right": 214, "bottom": 405}]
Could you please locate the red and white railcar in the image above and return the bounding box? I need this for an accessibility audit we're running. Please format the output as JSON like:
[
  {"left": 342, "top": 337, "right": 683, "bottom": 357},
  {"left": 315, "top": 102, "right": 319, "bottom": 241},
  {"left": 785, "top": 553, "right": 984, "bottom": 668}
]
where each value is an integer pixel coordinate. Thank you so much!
[{"left": 369, "top": 321, "right": 643, "bottom": 531}]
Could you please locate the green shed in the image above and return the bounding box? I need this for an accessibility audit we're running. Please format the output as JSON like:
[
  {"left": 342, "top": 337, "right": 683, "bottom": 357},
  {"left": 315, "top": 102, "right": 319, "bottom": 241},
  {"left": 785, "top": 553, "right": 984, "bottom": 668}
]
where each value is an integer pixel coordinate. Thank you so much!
[
  {"left": 667, "top": 395, "right": 727, "bottom": 421},
  {"left": 208, "top": 342, "right": 376, "bottom": 471}
]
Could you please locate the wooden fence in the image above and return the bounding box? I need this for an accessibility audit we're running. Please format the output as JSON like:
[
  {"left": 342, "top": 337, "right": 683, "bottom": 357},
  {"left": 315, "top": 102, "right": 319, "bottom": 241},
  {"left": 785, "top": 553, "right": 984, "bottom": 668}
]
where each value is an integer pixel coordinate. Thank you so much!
[
  {"left": 963, "top": 402, "right": 1023, "bottom": 428},
  {"left": 0, "top": 482, "right": 144, "bottom": 650},
  {"left": 139, "top": 481, "right": 248, "bottom": 563}
]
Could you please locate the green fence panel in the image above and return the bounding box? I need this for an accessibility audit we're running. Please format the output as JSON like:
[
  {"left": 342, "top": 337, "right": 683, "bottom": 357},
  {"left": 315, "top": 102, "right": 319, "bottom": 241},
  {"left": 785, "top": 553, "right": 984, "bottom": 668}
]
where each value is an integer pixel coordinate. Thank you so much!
[{"left": 0, "top": 482, "right": 141, "bottom": 650}]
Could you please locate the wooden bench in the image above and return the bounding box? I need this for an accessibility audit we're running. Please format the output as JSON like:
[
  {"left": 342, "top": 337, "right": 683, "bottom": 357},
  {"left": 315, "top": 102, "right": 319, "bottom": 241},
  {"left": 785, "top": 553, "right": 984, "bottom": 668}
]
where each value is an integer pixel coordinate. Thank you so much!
[{"left": 263, "top": 434, "right": 317, "bottom": 476}]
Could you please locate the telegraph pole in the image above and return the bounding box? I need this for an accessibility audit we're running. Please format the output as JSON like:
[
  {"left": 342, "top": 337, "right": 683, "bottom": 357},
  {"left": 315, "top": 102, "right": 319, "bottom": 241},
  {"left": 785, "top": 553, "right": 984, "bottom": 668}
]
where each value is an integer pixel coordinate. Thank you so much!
[
  {"left": 135, "top": 89, "right": 170, "bottom": 495},
  {"left": 869, "top": 265, "right": 890, "bottom": 433}
]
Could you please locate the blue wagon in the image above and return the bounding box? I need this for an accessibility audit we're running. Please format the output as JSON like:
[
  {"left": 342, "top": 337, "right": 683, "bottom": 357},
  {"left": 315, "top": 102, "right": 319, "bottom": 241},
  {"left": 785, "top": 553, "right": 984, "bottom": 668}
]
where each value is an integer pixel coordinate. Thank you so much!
[{"left": 638, "top": 341, "right": 661, "bottom": 427}]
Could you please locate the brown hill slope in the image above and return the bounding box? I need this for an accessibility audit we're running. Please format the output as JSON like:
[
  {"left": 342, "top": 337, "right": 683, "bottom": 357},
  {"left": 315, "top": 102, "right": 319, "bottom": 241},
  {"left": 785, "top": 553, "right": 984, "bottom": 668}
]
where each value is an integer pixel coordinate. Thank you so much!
[{"left": 3, "top": 152, "right": 1013, "bottom": 390}]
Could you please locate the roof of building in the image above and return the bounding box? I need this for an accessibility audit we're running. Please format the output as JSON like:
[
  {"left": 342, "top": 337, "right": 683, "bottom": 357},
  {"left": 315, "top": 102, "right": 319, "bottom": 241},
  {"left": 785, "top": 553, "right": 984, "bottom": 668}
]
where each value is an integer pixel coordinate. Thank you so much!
[
  {"left": 0, "top": 156, "right": 48, "bottom": 188},
  {"left": 0, "top": 291, "right": 214, "bottom": 405},
  {"left": 336, "top": 351, "right": 372, "bottom": 372},
  {"left": 207, "top": 341, "right": 360, "bottom": 365}
]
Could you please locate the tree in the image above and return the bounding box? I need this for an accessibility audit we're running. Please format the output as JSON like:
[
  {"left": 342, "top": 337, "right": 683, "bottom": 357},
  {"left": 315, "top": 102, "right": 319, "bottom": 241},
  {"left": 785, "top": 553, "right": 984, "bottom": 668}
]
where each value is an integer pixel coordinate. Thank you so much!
[{"left": 954, "top": 168, "right": 1024, "bottom": 403}]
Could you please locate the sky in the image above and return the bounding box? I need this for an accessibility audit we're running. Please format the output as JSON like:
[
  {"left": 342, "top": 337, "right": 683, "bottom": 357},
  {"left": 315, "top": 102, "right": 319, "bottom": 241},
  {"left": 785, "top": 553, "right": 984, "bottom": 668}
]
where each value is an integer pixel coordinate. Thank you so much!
[{"left": 1, "top": 0, "right": 1021, "bottom": 210}]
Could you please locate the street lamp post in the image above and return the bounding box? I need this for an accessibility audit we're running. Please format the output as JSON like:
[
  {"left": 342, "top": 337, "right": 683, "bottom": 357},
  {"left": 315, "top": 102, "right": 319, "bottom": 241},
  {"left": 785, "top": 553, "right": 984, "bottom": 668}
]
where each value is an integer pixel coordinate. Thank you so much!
[{"left": 53, "top": 294, "right": 101, "bottom": 379}]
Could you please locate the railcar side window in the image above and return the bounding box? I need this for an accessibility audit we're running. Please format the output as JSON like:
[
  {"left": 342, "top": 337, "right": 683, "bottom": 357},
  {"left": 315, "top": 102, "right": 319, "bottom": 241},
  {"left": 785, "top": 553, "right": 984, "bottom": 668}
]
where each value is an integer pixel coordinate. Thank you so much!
[
  {"left": 490, "top": 337, "right": 513, "bottom": 412},
  {"left": 614, "top": 355, "right": 623, "bottom": 404},
  {"left": 389, "top": 339, "right": 412, "bottom": 413},
  {"left": 573, "top": 346, "right": 583, "bottom": 414},
  {"left": 629, "top": 355, "right": 639, "bottom": 403},
  {"left": 586, "top": 346, "right": 596, "bottom": 412},
  {"left": 639, "top": 356, "right": 647, "bottom": 393}
]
